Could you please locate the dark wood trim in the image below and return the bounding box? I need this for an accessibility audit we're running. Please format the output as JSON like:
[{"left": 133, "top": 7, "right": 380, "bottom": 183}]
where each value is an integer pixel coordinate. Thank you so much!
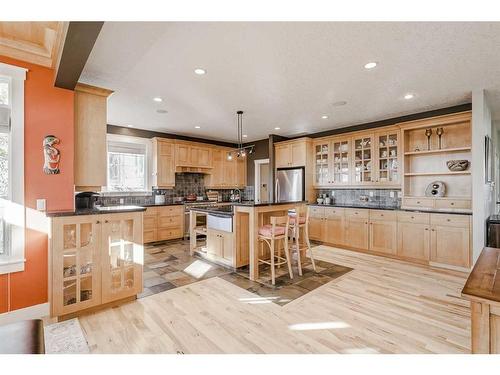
[
  {"left": 107, "top": 124, "right": 238, "bottom": 148},
  {"left": 54, "top": 22, "right": 104, "bottom": 90},
  {"left": 286, "top": 103, "right": 472, "bottom": 140}
]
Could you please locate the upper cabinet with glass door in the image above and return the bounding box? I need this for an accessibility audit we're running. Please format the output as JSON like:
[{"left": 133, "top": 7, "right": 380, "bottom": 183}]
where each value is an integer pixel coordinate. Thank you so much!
[
  {"left": 375, "top": 129, "right": 400, "bottom": 185},
  {"left": 352, "top": 134, "right": 374, "bottom": 184},
  {"left": 313, "top": 141, "right": 331, "bottom": 187},
  {"left": 331, "top": 138, "right": 351, "bottom": 185}
]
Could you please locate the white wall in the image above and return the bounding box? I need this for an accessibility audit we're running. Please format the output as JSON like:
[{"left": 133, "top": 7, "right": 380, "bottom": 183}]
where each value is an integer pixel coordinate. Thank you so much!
[{"left": 471, "top": 89, "right": 496, "bottom": 263}]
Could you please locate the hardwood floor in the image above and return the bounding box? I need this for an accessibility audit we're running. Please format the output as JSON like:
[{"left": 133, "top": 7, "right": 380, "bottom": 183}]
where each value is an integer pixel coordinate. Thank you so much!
[{"left": 78, "top": 245, "right": 471, "bottom": 353}]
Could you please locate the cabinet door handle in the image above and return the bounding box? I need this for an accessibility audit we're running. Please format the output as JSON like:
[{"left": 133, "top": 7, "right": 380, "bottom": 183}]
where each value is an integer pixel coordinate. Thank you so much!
[
  {"left": 425, "top": 228, "right": 428, "bottom": 231},
  {"left": 104, "top": 220, "right": 109, "bottom": 223},
  {"left": 431, "top": 228, "right": 435, "bottom": 231},
  {"left": 450, "top": 202, "right": 455, "bottom": 206},
  {"left": 96, "top": 220, "right": 100, "bottom": 224}
]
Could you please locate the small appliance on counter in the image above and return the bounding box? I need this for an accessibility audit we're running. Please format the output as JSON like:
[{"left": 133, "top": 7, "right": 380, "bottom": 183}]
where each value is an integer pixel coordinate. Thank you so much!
[
  {"left": 75, "top": 192, "right": 100, "bottom": 210},
  {"left": 154, "top": 190, "right": 166, "bottom": 205},
  {"left": 185, "top": 193, "right": 197, "bottom": 202}
]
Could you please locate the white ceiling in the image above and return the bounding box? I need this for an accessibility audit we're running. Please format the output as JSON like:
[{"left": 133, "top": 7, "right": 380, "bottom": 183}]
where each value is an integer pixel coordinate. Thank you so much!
[{"left": 80, "top": 22, "right": 500, "bottom": 142}]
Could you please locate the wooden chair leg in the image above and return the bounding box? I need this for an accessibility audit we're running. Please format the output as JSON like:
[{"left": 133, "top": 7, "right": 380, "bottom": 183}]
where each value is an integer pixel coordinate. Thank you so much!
[
  {"left": 270, "top": 237, "right": 276, "bottom": 285},
  {"left": 277, "top": 240, "right": 282, "bottom": 269},
  {"left": 304, "top": 224, "right": 316, "bottom": 272},
  {"left": 284, "top": 233, "right": 293, "bottom": 279},
  {"left": 295, "top": 225, "right": 303, "bottom": 276}
]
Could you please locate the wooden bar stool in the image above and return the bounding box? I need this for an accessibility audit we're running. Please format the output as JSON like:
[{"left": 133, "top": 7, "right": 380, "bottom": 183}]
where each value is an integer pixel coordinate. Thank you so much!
[
  {"left": 258, "top": 215, "right": 294, "bottom": 285},
  {"left": 289, "top": 206, "right": 316, "bottom": 276}
]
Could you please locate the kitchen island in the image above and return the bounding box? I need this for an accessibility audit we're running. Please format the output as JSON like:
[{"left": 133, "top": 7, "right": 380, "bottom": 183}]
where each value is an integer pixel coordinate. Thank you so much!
[{"left": 189, "top": 201, "right": 307, "bottom": 280}]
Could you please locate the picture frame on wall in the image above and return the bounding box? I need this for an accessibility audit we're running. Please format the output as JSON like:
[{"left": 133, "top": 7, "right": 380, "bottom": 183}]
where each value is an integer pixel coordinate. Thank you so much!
[{"left": 485, "top": 135, "right": 494, "bottom": 184}]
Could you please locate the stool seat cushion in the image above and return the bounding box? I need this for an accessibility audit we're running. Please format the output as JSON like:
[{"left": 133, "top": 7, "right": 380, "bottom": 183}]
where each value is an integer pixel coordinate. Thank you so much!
[
  {"left": 289, "top": 215, "right": 306, "bottom": 225},
  {"left": 258, "top": 224, "right": 286, "bottom": 237}
]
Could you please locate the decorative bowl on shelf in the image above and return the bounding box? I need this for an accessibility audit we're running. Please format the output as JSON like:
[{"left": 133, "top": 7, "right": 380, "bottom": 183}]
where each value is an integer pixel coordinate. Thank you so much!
[
  {"left": 316, "top": 198, "right": 324, "bottom": 205},
  {"left": 446, "top": 160, "right": 469, "bottom": 171}
]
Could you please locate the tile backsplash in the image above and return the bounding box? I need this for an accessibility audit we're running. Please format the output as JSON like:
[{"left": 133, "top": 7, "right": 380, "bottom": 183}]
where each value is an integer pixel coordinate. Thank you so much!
[
  {"left": 97, "top": 173, "right": 254, "bottom": 206},
  {"left": 315, "top": 188, "right": 401, "bottom": 208}
]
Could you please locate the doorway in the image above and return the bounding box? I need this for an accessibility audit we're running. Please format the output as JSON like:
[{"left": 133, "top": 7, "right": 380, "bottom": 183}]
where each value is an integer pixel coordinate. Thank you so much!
[{"left": 254, "top": 158, "right": 270, "bottom": 203}]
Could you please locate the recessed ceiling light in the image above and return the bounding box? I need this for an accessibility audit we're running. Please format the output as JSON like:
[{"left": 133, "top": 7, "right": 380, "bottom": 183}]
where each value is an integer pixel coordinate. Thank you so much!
[
  {"left": 194, "top": 126, "right": 201, "bottom": 129},
  {"left": 156, "top": 109, "right": 168, "bottom": 114},
  {"left": 332, "top": 100, "right": 347, "bottom": 107},
  {"left": 194, "top": 68, "right": 206, "bottom": 75},
  {"left": 153, "top": 97, "right": 163, "bottom": 102},
  {"left": 242, "top": 134, "right": 248, "bottom": 138},
  {"left": 364, "top": 62, "right": 378, "bottom": 69},
  {"left": 127, "top": 125, "right": 134, "bottom": 128},
  {"left": 321, "top": 115, "right": 329, "bottom": 119},
  {"left": 274, "top": 127, "right": 281, "bottom": 130},
  {"left": 404, "top": 93, "right": 415, "bottom": 100}
]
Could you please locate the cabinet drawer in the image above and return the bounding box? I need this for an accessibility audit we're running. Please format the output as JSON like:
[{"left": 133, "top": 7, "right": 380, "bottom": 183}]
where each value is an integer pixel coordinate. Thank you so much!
[
  {"left": 309, "top": 206, "right": 325, "bottom": 218},
  {"left": 158, "top": 205, "right": 184, "bottom": 216},
  {"left": 345, "top": 208, "right": 369, "bottom": 219},
  {"left": 431, "top": 213, "right": 470, "bottom": 227},
  {"left": 324, "top": 207, "right": 345, "bottom": 218},
  {"left": 369, "top": 209, "right": 397, "bottom": 221},
  {"left": 158, "top": 228, "right": 183, "bottom": 240},
  {"left": 434, "top": 199, "right": 471, "bottom": 210},
  {"left": 397, "top": 211, "right": 430, "bottom": 224},
  {"left": 144, "top": 229, "right": 157, "bottom": 243},
  {"left": 144, "top": 216, "right": 157, "bottom": 230},
  {"left": 403, "top": 197, "right": 434, "bottom": 209},
  {"left": 158, "top": 215, "right": 183, "bottom": 228}
]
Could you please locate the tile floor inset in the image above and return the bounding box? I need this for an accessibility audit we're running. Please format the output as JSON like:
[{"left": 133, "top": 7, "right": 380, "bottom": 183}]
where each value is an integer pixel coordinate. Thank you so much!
[{"left": 142, "top": 239, "right": 353, "bottom": 305}]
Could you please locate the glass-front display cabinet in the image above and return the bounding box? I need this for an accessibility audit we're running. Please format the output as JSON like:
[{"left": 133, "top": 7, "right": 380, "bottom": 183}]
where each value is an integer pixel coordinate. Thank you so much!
[
  {"left": 101, "top": 213, "right": 143, "bottom": 304},
  {"left": 51, "top": 217, "right": 101, "bottom": 317},
  {"left": 375, "top": 130, "right": 400, "bottom": 185},
  {"left": 332, "top": 138, "right": 350, "bottom": 184},
  {"left": 352, "top": 134, "right": 374, "bottom": 184},
  {"left": 314, "top": 141, "right": 331, "bottom": 186}
]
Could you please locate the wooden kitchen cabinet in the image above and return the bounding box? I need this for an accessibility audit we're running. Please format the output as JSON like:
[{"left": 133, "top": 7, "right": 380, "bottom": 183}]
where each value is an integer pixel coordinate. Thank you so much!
[
  {"left": 50, "top": 211, "right": 144, "bottom": 318},
  {"left": 308, "top": 216, "right": 324, "bottom": 241},
  {"left": 152, "top": 138, "right": 175, "bottom": 188},
  {"left": 155, "top": 205, "right": 184, "bottom": 242},
  {"left": 369, "top": 210, "right": 397, "bottom": 255},
  {"left": 345, "top": 215, "right": 369, "bottom": 250},
  {"left": 74, "top": 83, "right": 113, "bottom": 192},
  {"left": 397, "top": 211, "right": 431, "bottom": 262},
  {"left": 175, "top": 141, "right": 212, "bottom": 168},
  {"left": 205, "top": 147, "right": 247, "bottom": 188},
  {"left": 374, "top": 129, "right": 400, "bottom": 185},
  {"left": 352, "top": 133, "right": 375, "bottom": 185},
  {"left": 430, "top": 214, "right": 471, "bottom": 268},
  {"left": 206, "top": 229, "right": 234, "bottom": 265},
  {"left": 324, "top": 207, "right": 345, "bottom": 245},
  {"left": 100, "top": 212, "right": 143, "bottom": 304},
  {"left": 275, "top": 138, "right": 310, "bottom": 168}
]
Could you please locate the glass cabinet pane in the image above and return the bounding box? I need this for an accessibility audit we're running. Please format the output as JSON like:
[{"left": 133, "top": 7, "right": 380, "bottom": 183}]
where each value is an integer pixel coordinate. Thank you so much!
[
  {"left": 79, "top": 247, "right": 93, "bottom": 275},
  {"left": 353, "top": 136, "right": 373, "bottom": 183},
  {"left": 63, "top": 280, "right": 77, "bottom": 306},
  {"left": 332, "top": 140, "right": 349, "bottom": 184},
  {"left": 377, "top": 132, "right": 399, "bottom": 183},
  {"left": 80, "top": 276, "right": 93, "bottom": 302},
  {"left": 124, "top": 267, "right": 134, "bottom": 289},
  {"left": 110, "top": 221, "right": 121, "bottom": 243},
  {"left": 314, "top": 143, "right": 330, "bottom": 185},
  {"left": 109, "top": 245, "right": 122, "bottom": 269},
  {"left": 63, "top": 224, "right": 77, "bottom": 249},
  {"left": 80, "top": 223, "right": 93, "bottom": 248},
  {"left": 63, "top": 252, "right": 76, "bottom": 278}
]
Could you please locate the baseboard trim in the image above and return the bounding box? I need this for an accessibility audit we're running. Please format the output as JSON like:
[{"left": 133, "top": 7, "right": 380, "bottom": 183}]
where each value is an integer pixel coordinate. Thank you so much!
[{"left": 0, "top": 303, "right": 49, "bottom": 326}]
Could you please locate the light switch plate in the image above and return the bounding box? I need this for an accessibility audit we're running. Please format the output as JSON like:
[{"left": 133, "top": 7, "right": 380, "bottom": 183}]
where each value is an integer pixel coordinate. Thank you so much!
[
  {"left": 369, "top": 191, "right": 374, "bottom": 197},
  {"left": 331, "top": 190, "right": 335, "bottom": 196},
  {"left": 119, "top": 198, "right": 124, "bottom": 204},
  {"left": 36, "top": 199, "right": 46, "bottom": 211},
  {"left": 397, "top": 191, "right": 402, "bottom": 198},
  {"left": 389, "top": 191, "right": 395, "bottom": 198}
]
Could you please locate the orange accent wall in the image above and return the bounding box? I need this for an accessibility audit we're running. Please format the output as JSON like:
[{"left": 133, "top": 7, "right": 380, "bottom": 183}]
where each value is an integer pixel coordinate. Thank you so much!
[{"left": 0, "top": 56, "right": 74, "bottom": 313}]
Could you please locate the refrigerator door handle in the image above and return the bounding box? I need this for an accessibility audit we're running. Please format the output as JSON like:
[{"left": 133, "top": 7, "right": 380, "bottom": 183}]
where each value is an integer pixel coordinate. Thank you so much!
[{"left": 275, "top": 178, "right": 280, "bottom": 202}]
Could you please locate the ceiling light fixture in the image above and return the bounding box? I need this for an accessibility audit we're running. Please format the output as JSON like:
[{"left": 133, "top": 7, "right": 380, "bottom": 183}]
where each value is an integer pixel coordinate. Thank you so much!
[
  {"left": 153, "top": 97, "right": 163, "bottom": 102},
  {"left": 242, "top": 134, "right": 248, "bottom": 138},
  {"left": 195, "top": 126, "right": 201, "bottom": 129},
  {"left": 194, "top": 68, "right": 206, "bottom": 75},
  {"left": 332, "top": 100, "right": 347, "bottom": 107},
  {"left": 156, "top": 109, "right": 168, "bottom": 114},
  {"left": 321, "top": 115, "right": 329, "bottom": 119},
  {"left": 364, "top": 62, "right": 377, "bottom": 69},
  {"left": 404, "top": 93, "right": 415, "bottom": 100},
  {"left": 274, "top": 127, "right": 281, "bottom": 130},
  {"left": 227, "top": 110, "right": 255, "bottom": 160},
  {"left": 127, "top": 125, "right": 134, "bottom": 128}
]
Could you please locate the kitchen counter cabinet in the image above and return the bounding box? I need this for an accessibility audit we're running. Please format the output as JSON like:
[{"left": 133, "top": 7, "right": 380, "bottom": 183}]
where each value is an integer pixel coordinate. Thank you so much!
[{"left": 152, "top": 138, "right": 175, "bottom": 188}]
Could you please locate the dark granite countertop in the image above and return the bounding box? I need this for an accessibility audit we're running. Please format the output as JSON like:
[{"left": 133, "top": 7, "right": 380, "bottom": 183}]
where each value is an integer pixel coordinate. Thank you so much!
[
  {"left": 233, "top": 200, "right": 308, "bottom": 207},
  {"left": 141, "top": 202, "right": 185, "bottom": 207},
  {"left": 308, "top": 203, "right": 472, "bottom": 215},
  {"left": 46, "top": 205, "right": 146, "bottom": 217}
]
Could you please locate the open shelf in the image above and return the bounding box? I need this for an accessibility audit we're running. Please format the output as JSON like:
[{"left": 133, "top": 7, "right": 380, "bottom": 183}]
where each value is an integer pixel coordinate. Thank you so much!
[
  {"left": 193, "top": 226, "right": 208, "bottom": 236},
  {"left": 404, "top": 171, "right": 471, "bottom": 177},
  {"left": 404, "top": 146, "right": 471, "bottom": 156}
]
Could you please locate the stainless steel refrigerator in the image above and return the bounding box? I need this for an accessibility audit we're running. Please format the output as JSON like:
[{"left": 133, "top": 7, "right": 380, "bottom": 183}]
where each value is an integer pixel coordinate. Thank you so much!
[{"left": 275, "top": 167, "right": 305, "bottom": 202}]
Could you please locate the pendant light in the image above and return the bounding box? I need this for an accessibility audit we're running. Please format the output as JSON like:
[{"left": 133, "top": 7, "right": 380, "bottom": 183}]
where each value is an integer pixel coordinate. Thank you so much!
[{"left": 227, "top": 110, "right": 254, "bottom": 160}]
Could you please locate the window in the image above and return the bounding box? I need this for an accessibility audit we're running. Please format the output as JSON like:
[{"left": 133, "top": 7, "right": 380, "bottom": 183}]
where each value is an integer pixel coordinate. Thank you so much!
[
  {"left": 106, "top": 135, "right": 151, "bottom": 192},
  {"left": 0, "top": 63, "right": 26, "bottom": 274}
]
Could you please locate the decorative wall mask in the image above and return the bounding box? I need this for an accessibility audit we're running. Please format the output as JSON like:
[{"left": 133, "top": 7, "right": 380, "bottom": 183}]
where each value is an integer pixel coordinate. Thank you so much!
[
  {"left": 43, "top": 135, "right": 61, "bottom": 174},
  {"left": 425, "top": 181, "right": 446, "bottom": 197}
]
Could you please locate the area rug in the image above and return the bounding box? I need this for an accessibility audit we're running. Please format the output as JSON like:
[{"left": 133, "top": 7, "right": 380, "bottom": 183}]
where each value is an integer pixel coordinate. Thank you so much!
[
  {"left": 44, "top": 318, "right": 90, "bottom": 354},
  {"left": 220, "top": 257, "right": 353, "bottom": 306}
]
